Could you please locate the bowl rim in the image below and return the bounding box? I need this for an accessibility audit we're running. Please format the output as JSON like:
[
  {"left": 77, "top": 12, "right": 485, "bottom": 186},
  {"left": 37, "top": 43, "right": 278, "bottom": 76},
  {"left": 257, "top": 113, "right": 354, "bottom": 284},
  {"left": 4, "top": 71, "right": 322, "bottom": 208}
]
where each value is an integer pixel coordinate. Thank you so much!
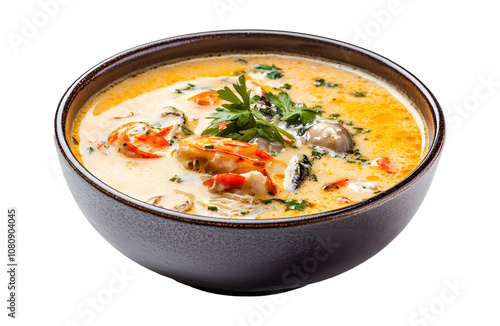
[{"left": 54, "top": 29, "right": 445, "bottom": 228}]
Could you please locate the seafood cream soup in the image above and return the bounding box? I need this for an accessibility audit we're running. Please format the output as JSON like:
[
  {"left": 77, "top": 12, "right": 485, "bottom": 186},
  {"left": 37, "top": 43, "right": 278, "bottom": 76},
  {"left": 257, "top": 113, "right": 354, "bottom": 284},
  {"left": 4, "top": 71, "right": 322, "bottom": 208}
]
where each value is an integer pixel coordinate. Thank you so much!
[{"left": 71, "top": 55, "right": 427, "bottom": 219}]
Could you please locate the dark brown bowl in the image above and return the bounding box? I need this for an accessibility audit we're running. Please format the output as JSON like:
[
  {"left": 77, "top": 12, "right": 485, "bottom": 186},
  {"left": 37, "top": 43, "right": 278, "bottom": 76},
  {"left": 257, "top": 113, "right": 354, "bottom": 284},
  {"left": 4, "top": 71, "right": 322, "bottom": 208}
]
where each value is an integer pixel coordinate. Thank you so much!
[{"left": 54, "top": 30, "right": 445, "bottom": 295}]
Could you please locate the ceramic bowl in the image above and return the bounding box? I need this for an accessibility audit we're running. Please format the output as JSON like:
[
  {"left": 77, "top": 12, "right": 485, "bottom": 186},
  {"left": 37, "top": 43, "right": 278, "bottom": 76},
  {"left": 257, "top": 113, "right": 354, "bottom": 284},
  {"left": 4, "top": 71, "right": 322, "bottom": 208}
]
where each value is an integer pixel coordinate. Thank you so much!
[{"left": 54, "top": 30, "right": 445, "bottom": 295}]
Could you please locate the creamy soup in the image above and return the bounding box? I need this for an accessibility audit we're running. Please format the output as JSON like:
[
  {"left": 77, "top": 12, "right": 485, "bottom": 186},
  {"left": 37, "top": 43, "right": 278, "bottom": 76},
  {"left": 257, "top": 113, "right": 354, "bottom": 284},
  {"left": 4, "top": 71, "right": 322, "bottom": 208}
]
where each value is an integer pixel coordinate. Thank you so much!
[{"left": 71, "top": 55, "right": 427, "bottom": 219}]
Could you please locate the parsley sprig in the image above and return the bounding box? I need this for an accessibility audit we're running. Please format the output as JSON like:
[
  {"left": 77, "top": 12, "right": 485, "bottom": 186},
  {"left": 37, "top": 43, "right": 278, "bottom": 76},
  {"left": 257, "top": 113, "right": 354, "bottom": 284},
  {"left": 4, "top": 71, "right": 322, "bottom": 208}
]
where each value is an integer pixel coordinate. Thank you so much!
[
  {"left": 202, "top": 76, "right": 294, "bottom": 144},
  {"left": 266, "top": 92, "right": 320, "bottom": 127}
]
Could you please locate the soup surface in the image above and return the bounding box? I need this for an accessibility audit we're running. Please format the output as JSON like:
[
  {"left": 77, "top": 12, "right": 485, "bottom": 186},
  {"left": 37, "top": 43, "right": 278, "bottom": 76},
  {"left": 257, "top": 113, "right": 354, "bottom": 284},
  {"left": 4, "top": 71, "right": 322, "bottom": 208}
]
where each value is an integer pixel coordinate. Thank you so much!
[{"left": 71, "top": 54, "right": 427, "bottom": 219}]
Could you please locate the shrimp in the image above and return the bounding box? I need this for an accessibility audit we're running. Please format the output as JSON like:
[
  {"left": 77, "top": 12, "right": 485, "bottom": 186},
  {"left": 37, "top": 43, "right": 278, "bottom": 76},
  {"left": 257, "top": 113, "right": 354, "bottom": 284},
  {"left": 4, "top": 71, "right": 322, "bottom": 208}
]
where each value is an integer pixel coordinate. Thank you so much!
[
  {"left": 175, "top": 136, "right": 274, "bottom": 175},
  {"left": 176, "top": 136, "right": 277, "bottom": 195},
  {"left": 376, "top": 157, "right": 394, "bottom": 174},
  {"left": 204, "top": 171, "right": 277, "bottom": 196},
  {"left": 188, "top": 91, "right": 220, "bottom": 106},
  {"left": 106, "top": 122, "right": 172, "bottom": 158}
]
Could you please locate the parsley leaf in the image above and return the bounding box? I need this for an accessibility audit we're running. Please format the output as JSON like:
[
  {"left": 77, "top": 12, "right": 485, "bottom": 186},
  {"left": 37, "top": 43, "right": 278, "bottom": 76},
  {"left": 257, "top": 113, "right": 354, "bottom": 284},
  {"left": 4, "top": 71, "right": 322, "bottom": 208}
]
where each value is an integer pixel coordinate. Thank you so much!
[
  {"left": 266, "top": 91, "right": 319, "bottom": 127},
  {"left": 252, "top": 64, "right": 283, "bottom": 79},
  {"left": 202, "top": 75, "right": 294, "bottom": 144}
]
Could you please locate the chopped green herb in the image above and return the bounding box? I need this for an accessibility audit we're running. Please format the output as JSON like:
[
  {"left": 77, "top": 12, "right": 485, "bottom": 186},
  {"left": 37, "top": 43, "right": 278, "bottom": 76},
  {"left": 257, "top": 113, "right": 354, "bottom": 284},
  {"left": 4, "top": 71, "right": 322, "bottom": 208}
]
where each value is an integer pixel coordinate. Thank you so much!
[
  {"left": 283, "top": 199, "right": 309, "bottom": 211},
  {"left": 338, "top": 120, "right": 344, "bottom": 124},
  {"left": 364, "top": 137, "right": 369, "bottom": 140},
  {"left": 169, "top": 176, "right": 182, "bottom": 183},
  {"left": 346, "top": 121, "right": 353, "bottom": 126},
  {"left": 330, "top": 113, "right": 340, "bottom": 118},
  {"left": 122, "top": 143, "right": 127, "bottom": 146},
  {"left": 269, "top": 151, "right": 276, "bottom": 156},
  {"left": 374, "top": 191, "right": 382, "bottom": 194},
  {"left": 362, "top": 128, "right": 370, "bottom": 133},
  {"left": 103, "top": 145, "right": 110, "bottom": 149},
  {"left": 311, "top": 150, "right": 326, "bottom": 161},
  {"left": 274, "top": 83, "right": 292, "bottom": 90},
  {"left": 233, "top": 70, "right": 246, "bottom": 76},
  {"left": 169, "top": 139, "right": 175, "bottom": 145},
  {"left": 252, "top": 64, "right": 283, "bottom": 79},
  {"left": 334, "top": 152, "right": 346, "bottom": 158},
  {"left": 240, "top": 211, "right": 249, "bottom": 215},
  {"left": 180, "top": 125, "right": 194, "bottom": 135},
  {"left": 235, "top": 58, "right": 248, "bottom": 64},
  {"left": 88, "top": 147, "right": 94, "bottom": 154},
  {"left": 72, "top": 137, "right": 79, "bottom": 144},
  {"left": 314, "top": 78, "right": 339, "bottom": 88},
  {"left": 175, "top": 83, "right": 196, "bottom": 94},
  {"left": 351, "top": 91, "right": 366, "bottom": 97},
  {"left": 314, "top": 78, "right": 325, "bottom": 87},
  {"left": 311, "top": 174, "right": 318, "bottom": 182},
  {"left": 207, "top": 206, "right": 218, "bottom": 211},
  {"left": 261, "top": 198, "right": 310, "bottom": 211},
  {"left": 205, "top": 145, "right": 215, "bottom": 149}
]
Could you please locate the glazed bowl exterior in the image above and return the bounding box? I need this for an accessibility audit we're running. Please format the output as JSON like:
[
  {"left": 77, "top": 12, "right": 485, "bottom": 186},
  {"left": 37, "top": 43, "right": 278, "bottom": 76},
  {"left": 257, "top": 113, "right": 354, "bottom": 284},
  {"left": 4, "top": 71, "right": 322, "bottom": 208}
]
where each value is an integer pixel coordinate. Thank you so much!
[{"left": 54, "top": 30, "right": 445, "bottom": 295}]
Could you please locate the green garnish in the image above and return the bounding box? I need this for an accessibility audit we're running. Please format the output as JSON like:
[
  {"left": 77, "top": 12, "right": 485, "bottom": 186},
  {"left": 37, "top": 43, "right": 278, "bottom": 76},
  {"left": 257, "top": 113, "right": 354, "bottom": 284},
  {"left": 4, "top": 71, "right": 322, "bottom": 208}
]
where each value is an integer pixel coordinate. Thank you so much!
[
  {"left": 241, "top": 211, "right": 249, "bottom": 215},
  {"left": 88, "top": 147, "right": 94, "bottom": 154},
  {"left": 205, "top": 145, "right": 215, "bottom": 149},
  {"left": 330, "top": 113, "right": 340, "bottom": 118},
  {"left": 274, "top": 83, "right": 292, "bottom": 90},
  {"left": 311, "top": 174, "right": 318, "bottom": 182},
  {"left": 233, "top": 70, "right": 246, "bottom": 76},
  {"left": 266, "top": 92, "right": 320, "bottom": 127},
  {"left": 311, "top": 150, "right": 326, "bottom": 161},
  {"left": 72, "top": 137, "right": 79, "bottom": 144},
  {"left": 202, "top": 75, "right": 294, "bottom": 145},
  {"left": 169, "top": 176, "right": 182, "bottom": 183},
  {"left": 314, "top": 78, "right": 339, "bottom": 88},
  {"left": 252, "top": 64, "right": 283, "bottom": 79},
  {"left": 261, "top": 198, "right": 310, "bottom": 211},
  {"left": 175, "top": 83, "right": 196, "bottom": 94},
  {"left": 250, "top": 95, "right": 261, "bottom": 104},
  {"left": 351, "top": 91, "right": 366, "bottom": 97},
  {"left": 180, "top": 125, "right": 194, "bottom": 135},
  {"left": 208, "top": 206, "right": 218, "bottom": 211},
  {"left": 235, "top": 59, "right": 248, "bottom": 64}
]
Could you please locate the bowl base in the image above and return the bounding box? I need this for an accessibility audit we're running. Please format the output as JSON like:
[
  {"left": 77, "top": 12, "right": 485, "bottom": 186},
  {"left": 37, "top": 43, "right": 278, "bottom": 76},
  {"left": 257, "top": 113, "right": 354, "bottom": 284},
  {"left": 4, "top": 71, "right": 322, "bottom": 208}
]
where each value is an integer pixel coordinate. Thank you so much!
[{"left": 181, "top": 282, "right": 301, "bottom": 296}]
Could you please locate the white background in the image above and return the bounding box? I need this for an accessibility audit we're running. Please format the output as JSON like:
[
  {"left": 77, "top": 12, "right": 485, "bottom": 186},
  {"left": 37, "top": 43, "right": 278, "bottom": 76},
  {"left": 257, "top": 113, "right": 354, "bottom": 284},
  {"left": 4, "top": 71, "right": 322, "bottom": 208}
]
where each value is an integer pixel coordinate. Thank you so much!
[{"left": 2, "top": 0, "right": 499, "bottom": 325}]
